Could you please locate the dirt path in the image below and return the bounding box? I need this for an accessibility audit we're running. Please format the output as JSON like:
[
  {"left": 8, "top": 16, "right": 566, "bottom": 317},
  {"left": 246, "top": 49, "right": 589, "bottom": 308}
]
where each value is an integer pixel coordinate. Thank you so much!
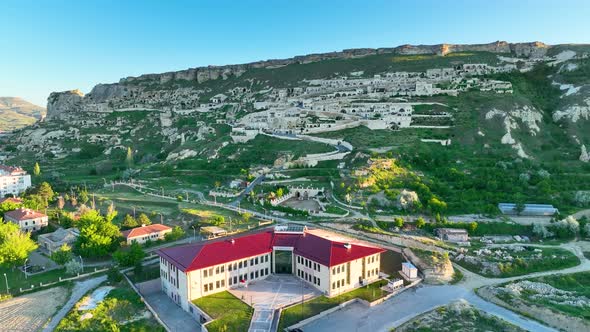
[
  {"left": 42, "top": 275, "right": 107, "bottom": 332},
  {"left": 0, "top": 286, "right": 69, "bottom": 332}
]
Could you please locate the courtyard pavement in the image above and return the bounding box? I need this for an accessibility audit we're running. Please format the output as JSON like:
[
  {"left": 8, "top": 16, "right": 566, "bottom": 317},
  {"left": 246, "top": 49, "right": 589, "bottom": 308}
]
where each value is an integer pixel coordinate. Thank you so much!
[
  {"left": 138, "top": 279, "right": 202, "bottom": 332},
  {"left": 229, "top": 274, "right": 321, "bottom": 332}
]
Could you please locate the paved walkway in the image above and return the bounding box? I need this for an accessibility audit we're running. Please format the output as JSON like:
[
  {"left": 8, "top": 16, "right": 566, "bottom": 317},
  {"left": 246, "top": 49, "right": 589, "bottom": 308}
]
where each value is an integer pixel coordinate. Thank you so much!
[
  {"left": 302, "top": 285, "right": 556, "bottom": 332},
  {"left": 139, "top": 279, "right": 201, "bottom": 332},
  {"left": 228, "top": 275, "right": 320, "bottom": 332},
  {"left": 43, "top": 275, "right": 107, "bottom": 332}
]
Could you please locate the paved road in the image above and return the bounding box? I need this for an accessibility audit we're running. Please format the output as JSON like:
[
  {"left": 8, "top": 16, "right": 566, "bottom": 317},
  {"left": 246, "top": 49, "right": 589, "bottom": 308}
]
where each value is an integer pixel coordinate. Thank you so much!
[
  {"left": 43, "top": 275, "right": 107, "bottom": 332},
  {"left": 303, "top": 285, "right": 556, "bottom": 332},
  {"left": 229, "top": 174, "right": 266, "bottom": 207}
]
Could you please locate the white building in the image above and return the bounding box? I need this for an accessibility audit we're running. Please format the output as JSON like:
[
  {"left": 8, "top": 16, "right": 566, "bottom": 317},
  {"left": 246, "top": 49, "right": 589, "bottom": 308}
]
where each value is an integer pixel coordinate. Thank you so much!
[
  {"left": 401, "top": 262, "right": 418, "bottom": 280},
  {"left": 157, "top": 227, "right": 385, "bottom": 312},
  {"left": 0, "top": 165, "right": 31, "bottom": 197},
  {"left": 121, "top": 224, "right": 172, "bottom": 245},
  {"left": 4, "top": 208, "right": 48, "bottom": 232}
]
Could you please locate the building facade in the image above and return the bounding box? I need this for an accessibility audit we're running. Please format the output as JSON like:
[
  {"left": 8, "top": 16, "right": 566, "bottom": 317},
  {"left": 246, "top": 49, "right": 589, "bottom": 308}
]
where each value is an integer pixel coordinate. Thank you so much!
[
  {"left": 37, "top": 227, "right": 80, "bottom": 253},
  {"left": 121, "top": 224, "right": 172, "bottom": 244},
  {"left": 157, "top": 227, "right": 385, "bottom": 313},
  {"left": 4, "top": 208, "right": 48, "bottom": 232},
  {"left": 0, "top": 165, "right": 31, "bottom": 197}
]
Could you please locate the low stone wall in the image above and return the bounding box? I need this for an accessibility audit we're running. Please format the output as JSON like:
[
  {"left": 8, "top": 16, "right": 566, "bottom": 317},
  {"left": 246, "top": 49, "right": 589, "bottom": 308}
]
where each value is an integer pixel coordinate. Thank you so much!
[{"left": 284, "top": 298, "right": 360, "bottom": 331}]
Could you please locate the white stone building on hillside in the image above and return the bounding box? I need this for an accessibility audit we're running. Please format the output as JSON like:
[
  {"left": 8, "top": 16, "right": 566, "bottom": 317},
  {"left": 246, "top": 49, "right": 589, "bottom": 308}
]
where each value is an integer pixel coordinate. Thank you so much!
[{"left": 0, "top": 165, "right": 31, "bottom": 197}]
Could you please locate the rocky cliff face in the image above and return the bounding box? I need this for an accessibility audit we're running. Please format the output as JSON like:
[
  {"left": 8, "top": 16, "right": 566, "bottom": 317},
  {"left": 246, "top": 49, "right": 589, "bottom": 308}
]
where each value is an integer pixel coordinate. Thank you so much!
[
  {"left": 43, "top": 41, "right": 554, "bottom": 119},
  {"left": 46, "top": 89, "right": 84, "bottom": 120},
  {"left": 0, "top": 97, "right": 46, "bottom": 131}
]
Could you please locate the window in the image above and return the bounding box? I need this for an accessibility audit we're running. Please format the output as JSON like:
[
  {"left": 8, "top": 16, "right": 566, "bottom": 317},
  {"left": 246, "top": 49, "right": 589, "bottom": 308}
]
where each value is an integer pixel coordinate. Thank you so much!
[
  {"left": 221, "top": 280, "right": 225, "bottom": 287},
  {"left": 255, "top": 270, "right": 259, "bottom": 278},
  {"left": 209, "top": 268, "right": 213, "bottom": 276},
  {"left": 229, "top": 278, "right": 233, "bottom": 286},
  {"left": 234, "top": 263, "right": 237, "bottom": 270},
  {"left": 266, "top": 255, "right": 269, "bottom": 262},
  {"left": 204, "top": 284, "right": 209, "bottom": 292},
  {"left": 255, "top": 257, "right": 258, "bottom": 265},
  {"left": 239, "top": 261, "right": 242, "bottom": 269},
  {"left": 317, "top": 278, "right": 320, "bottom": 286},
  {"left": 229, "top": 264, "right": 233, "bottom": 272},
  {"left": 233, "top": 276, "right": 238, "bottom": 284},
  {"left": 204, "top": 270, "right": 208, "bottom": 278},
  {"left": 337, "top": 280, "right": 340, "bottom": 288},
  {"left": 250, "top": 272, "right": 254, "bottom": 279},
  {"left": 244, "top": 260, "right": 248, "bottom": 267},
  {"left": 209, "top": 282, "right": 213, "bottom": 290},
  {"left": 216, "top": 280, "right": 220, "bottom": 288},
  {"left": 332, "top": 268, "right": 336, "bottom": 275},
  {"left": 265, "top": 268, "right": 269, "bottom": 275},
  {"left": 332, "top": 282, "right": 335, "bottom": 290},
  {"left": 221, "top": 265, "right": 225, "bottom": 273},
  {"left": 216, "top": 266, "right": 220, "bottom": 274}
]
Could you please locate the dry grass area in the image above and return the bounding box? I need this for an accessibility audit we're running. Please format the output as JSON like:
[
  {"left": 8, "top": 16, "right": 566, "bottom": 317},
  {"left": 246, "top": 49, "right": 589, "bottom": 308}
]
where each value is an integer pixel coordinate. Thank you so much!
[{"left": 0, "top": 286, "right": 69, "bottom": 332}]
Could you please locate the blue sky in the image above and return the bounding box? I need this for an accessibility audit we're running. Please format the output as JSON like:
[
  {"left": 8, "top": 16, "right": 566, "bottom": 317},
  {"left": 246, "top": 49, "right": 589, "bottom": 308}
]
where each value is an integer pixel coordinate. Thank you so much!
[{"left": 1, "top": 0, "right": 589, "bottom": 106}]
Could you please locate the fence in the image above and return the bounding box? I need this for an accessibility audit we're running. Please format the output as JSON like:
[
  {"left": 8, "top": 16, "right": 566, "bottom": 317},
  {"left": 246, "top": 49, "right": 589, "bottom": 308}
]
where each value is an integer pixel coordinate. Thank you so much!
[{"left": 18, "top": 267, "right": 109, "bottom": 293}]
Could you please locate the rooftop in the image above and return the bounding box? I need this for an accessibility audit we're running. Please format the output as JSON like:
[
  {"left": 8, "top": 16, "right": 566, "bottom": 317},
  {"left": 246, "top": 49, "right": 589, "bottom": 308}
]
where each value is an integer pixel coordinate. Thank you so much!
[
  {"left": 0, "top": 165, "right": 27, "bottom": 176},
  {"left": 158, "top": 228, "right": 385, "bottom": 272},
  {"left": 121, "top": 223, "right": 172, "bottom": 239},
  {"left": 4, "top": 208, "right": 47, "bottom": 221}
]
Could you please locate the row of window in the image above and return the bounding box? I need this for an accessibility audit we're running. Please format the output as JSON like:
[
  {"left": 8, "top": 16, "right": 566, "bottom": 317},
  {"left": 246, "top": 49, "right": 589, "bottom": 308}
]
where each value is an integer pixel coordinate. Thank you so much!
[
  {"left": 332, "top": 264, "right": 346, "bottom": 275},
  {"left": 332, "top": 278, "right": 347, "bottom": 290},
  {"left": 367, "top": 268, "right": 379, "bottom": 278},
  {"left": 297, "top": 256, "right": 320, "bottom": 272},
  {"left": 368, "top": 255, "right": 378, "bottom": 264},
  {"left": 227, "top": 254, "right": 269, "bottom": 272},
  {"left": 228, "top": 268, "right": 270, "bottom": 286},
  {"left": 203, "top": 279, "right": 226, "bottom": 292},
  {"left": 203, "top": 265, "right": 225, "bottom": 278},
  {"left": 297, "top": 269, "right": 321, "bottom": 286}
]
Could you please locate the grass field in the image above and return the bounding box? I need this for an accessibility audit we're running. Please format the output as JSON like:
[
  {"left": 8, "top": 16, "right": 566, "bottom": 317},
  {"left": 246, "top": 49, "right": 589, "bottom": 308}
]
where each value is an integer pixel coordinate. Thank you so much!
[
  {"left": 277, "top": 279, "right": 387, "bottom": 330},
  {"left": 0, "top": 265, "right": 100, "bottom": 295},
  {"left": 193, "top": 291, "right": 254, "bottom": 332}
]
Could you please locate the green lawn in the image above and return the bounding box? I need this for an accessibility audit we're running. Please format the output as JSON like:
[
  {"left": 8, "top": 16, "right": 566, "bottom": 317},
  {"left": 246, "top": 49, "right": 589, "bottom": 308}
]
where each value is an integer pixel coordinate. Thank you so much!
[
  {"left": 193, "top": 291, "right": 254, "bottom": 332},
  {"left": 278, "top": 279, "right": 387, "bottom": 330},
  {"left": 0, "top": 265, "right": 99, "bottom": 295}
]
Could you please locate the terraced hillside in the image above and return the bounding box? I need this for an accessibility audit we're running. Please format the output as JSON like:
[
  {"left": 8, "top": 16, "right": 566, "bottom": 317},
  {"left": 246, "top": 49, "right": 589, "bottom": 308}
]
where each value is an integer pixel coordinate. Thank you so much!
[{"left": 2, "top": 41, "right": 590, "bottom": 215}]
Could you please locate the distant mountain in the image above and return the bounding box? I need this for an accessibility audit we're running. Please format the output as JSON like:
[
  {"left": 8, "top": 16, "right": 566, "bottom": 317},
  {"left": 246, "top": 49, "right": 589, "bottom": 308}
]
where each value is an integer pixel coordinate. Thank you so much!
[{"left": 0, "top": 97, "right": 46, "bottom": 131}]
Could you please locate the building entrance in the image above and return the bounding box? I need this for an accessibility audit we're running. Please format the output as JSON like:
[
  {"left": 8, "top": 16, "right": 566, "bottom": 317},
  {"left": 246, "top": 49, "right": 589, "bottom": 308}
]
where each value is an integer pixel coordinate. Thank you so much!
[{"left": 274, "top": 250, "right": 293, "bottom": 274}]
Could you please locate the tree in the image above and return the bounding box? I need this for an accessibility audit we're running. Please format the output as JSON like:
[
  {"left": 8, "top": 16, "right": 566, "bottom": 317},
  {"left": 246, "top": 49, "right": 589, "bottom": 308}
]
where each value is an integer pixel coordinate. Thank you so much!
[
  {"left": 65, "top": 259, "right": 83, "bottom": 275},
  {"left": 165, "top": 226, "right": 185, "bottom": 241},
  {"left": 57, "top": 196, "right": 66, "bottom": 210},
  {"left": 75, "top": 210, "right": 121, "bottom": 258},
  {"left": 137, "top": 213, "right": 151, "bottom": 226},
  {"left": 122, "top": 214, "right": 138, "bottom": 228},
  {"left": 416, "top": 217, "right": 426, "bottom": 228},
  {"left": 126, "top": 147, "right": 134, "bottom": 167},
  {"left": 276, "top": 187, "right": 284, "bottom": 198},
  {"left": 428, "top": 197, "right": 447, "bottom": 215},
  {"left": 23, "top": 195, "right": 44, "bottom": 211},
  {"left": 0, "top": 200, "right": 22, "bottom": 217},
  {"left": 33, "top": 162, "right": 41, "bottom": 177},
  {"left": 113, "top": 242, "right": 145, "bottom": 267},
  {"left": 394, "top": 217, "right": 404, "bottom": 228},
  {"left": 105, "top": 203, "right": 117, "bottom": 223},
  {"left": 78, "top": 189, "right": 89, "bottom": 205},
  {"left": 51, "top": 244, "right": 73, "bottom": 265},
  {"left": 36, "top": 182, "right": 55, "bottom": 204},
  {"left": 514, "top": 202, "right": 526, "bottom": 216},
  {"left": 468, "top": 221, "right": 478, "bottom": 234},
  {"left": 241, "top": 212, "right": 253, "bottom": 224},
  {"left": 0, "top": 222, "right": 38, "bottom": 267}
]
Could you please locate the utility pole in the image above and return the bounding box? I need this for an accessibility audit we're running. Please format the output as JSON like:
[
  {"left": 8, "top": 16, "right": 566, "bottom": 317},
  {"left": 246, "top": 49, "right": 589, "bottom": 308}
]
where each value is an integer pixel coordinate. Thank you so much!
[
  {"left": 3, "top": 273, "right": 8, "bottom": 293},
  {"left": 24, "top": 258, "right": 29, "bottom": 279}
]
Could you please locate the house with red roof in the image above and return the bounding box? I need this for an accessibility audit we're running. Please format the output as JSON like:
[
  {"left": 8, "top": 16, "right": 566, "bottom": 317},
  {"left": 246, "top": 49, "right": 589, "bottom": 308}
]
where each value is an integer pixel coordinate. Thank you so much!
[
  {"left": 4, "top": 208, "right": 48, "bottom": 232},
  {"left": 121, "top": 223, "right": 172, "bottom": 245},
  {"left": 157, "top": 226, "right": 385, "bottom": 312}
]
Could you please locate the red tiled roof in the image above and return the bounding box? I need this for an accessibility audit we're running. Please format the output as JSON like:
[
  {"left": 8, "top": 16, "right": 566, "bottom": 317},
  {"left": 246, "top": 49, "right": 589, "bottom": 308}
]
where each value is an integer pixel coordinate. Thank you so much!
[
  {"left": 121, "top": 223, "right": 172, "bottom": 239},
  {"left": 159, "top": 231, "right": 274, "bottom": 271},
  {"left": 0, "top": 197, "right": 23, "bottom": 204},
  {"left": 4, "top": 208, "right": 47, "bottom": 221},
  {"left": 158, "top": 228, "right": 385, "bottom": 272},
  {"left": 293, "top": 232, "right": 385, "bottom": 267},
  {"left": 0, "top": 165, "right": 26, "bottom": 175}
]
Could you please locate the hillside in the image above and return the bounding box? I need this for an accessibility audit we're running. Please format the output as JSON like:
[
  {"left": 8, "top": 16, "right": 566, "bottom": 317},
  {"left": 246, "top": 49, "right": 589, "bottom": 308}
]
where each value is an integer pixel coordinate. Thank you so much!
[
  {"left": 2, "top": 41, "right": 590, "bottom": 216},
  {"left": 0, "top": 97, "right": 45, "bottom": 131}
]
